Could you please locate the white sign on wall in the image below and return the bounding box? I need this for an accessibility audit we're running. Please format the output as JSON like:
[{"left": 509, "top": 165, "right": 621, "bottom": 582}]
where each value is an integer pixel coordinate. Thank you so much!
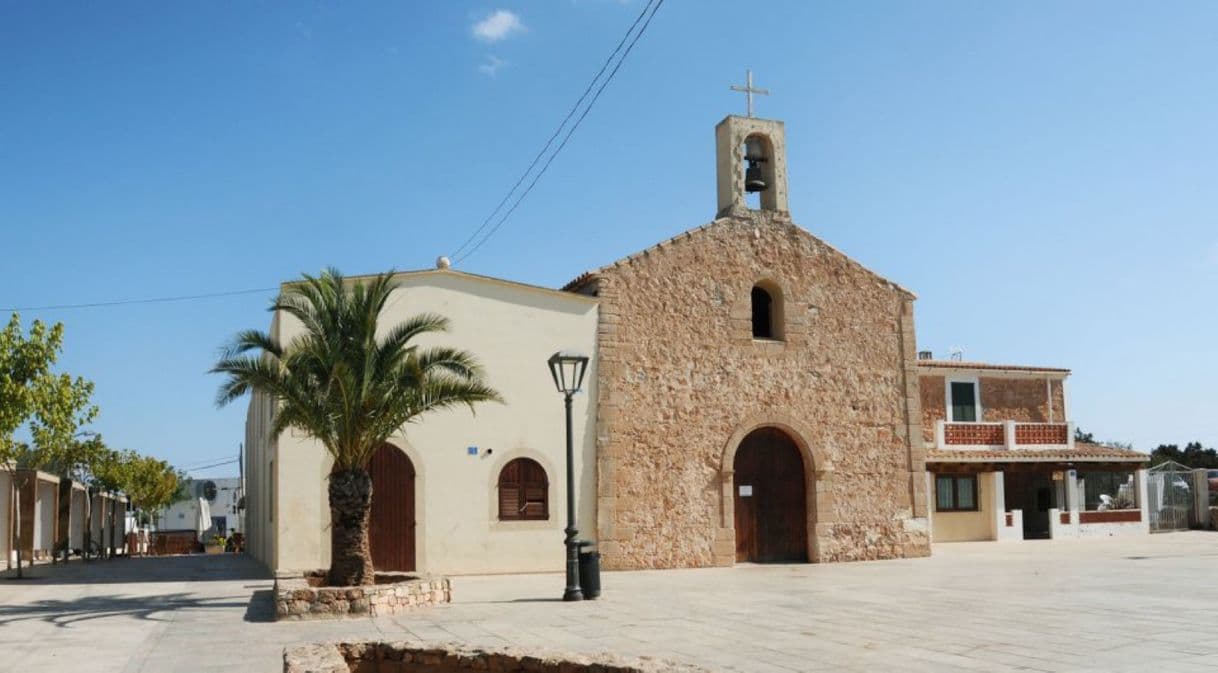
[{"left": 738, "top": 485, "right": 753, "bottom": 497}]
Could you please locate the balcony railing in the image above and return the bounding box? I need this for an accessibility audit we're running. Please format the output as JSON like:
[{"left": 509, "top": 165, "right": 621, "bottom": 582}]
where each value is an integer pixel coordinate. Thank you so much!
[{"left": 935, "top": 421, "right": 1073, "bottom": 450}]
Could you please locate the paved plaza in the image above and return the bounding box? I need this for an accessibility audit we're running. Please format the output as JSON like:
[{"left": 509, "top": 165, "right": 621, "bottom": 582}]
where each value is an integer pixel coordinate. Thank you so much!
[{"left": 1, "top": 533, "right": 1216, "bottom": 673}]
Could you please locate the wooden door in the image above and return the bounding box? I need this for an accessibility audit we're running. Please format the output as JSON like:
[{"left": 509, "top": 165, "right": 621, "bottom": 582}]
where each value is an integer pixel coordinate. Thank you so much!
[
  {"left": 1004, "top": 470, "right": 1054, "bottom": 539},
  {"left": 369, "top": 444, "right": 416, "bottom": 571},
  {"left": 733, "top": 428, "right": 809, "bottom": 562}
]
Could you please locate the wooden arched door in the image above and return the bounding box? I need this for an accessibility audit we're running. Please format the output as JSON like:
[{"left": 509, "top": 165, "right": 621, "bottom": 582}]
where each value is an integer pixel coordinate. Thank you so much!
[
  {"left": 733, "top": 427, "right": 809, "bottom": 562},
  {"left": 369, "top": 443, "right": 416, "bottom": 571}
]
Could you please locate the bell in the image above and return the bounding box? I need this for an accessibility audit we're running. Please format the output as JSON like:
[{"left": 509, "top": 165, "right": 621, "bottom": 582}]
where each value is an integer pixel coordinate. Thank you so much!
[{"left": 745, "top": 160, "right": 767, "bottom": 192}]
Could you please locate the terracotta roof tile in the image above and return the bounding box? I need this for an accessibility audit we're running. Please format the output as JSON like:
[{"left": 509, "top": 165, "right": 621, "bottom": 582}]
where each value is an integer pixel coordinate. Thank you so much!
[
  {"left": 926, "top": 442, "right": 1148, "bottom": 463},
  {"left": 916, "top": 360, "right": 1070, "bottom": 374}
]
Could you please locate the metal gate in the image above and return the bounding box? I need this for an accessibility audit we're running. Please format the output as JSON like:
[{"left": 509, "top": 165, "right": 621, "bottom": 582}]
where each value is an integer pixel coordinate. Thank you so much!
[{"left": 1147, "top": 461, "right": 1194, "bottom": 532}]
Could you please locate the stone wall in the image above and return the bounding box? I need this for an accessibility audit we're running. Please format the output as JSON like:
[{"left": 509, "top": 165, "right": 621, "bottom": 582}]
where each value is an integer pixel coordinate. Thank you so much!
[
  {"left": 919, "top": 375, "right": 946, "bottom": 443},
  {"left": 980, "top": 378, "right": 1063, "bottom": 423},
  {"left": 275, "top": 572, "right": 451, "bottom": 620},
  {"left": 284, "top": 641, "right": 712, "bottom": 673},
  {"left": 576, "top": 212, "right": 929, "bottom": 569},
  {"left": 919, "top": 375, "right": 1067, "bottom": 442}
]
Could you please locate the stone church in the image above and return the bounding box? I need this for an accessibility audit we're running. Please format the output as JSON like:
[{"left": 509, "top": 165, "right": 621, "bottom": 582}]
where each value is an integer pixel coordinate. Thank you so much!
[{"left": 242, "top": 111, "right": 931, "bottom": 577}]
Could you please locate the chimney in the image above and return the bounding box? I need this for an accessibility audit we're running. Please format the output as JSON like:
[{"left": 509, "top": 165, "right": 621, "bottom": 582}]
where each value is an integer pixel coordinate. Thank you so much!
[{"left": 917, "top": 350, "right": 933, "bottom": 361}]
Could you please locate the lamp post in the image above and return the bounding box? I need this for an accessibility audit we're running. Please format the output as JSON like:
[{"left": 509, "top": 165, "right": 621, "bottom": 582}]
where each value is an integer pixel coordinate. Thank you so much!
[{"left": 547, "top": 351, "right": 590, "bottom": 602}]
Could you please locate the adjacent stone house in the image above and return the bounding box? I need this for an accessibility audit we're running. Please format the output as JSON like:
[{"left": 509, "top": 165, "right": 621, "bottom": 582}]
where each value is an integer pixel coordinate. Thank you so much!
[{"left": 918, "top": 358, "right": 1149, "bottom": 542}]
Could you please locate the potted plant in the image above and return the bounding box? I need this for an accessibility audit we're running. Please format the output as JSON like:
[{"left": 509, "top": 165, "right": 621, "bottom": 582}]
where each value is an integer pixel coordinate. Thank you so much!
[{"left": 204, "top": 534, "right": 226, "bottom": 554}]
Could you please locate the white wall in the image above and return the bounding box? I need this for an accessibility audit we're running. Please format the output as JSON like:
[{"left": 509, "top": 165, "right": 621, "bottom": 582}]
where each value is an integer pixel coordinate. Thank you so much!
[
  {"left": 0, "top": 471, "right": 10, "bottom": 565},
  {"left": 69, "top": 488, "right": 86, "bottom": 549},
  {"left": 930, "top": 472, "right": 998, "bottom": 542},
  {"left": 158, "top": 478, "right": 242, "bottom": 538},
  {"left": 35, "top": 481, "right": 56, "bottom": 554},
  {"left": 90, "top": 494, "right": 110, "bottom": 550},
  {"left": 245, "top": 386, "right": 276, "bottom": 571},
  {"left": 248, "top": 270, "right": 600, "bottom": 575}
]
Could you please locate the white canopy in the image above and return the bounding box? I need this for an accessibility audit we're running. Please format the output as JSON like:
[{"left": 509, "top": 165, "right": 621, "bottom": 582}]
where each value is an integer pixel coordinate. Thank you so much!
[{"left": 196, "top": 497, "right": 211, "bottom": 542}]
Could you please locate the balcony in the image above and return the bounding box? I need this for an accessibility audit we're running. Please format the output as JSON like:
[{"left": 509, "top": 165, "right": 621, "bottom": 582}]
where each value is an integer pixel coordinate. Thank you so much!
[{"left": 935, "top": 421, "right": 1073, "bottom": 451}]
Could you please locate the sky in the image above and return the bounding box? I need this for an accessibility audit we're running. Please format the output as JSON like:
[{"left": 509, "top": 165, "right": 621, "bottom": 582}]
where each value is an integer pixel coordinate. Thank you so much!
[{"left": 1, "top": 1, "right": 1215, "bottom": 477}]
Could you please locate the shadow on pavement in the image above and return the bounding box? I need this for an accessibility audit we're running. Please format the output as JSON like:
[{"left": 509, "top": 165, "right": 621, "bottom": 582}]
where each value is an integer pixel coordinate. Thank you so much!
[
  {"left": 243, "top": 589, "right": 277, "bottom": 623},
  {"left": 0, "top": 592, "right": 250, "bottom": 628},
  {"left": 0, "top": 554, "right": 270, "bottom": 585}
]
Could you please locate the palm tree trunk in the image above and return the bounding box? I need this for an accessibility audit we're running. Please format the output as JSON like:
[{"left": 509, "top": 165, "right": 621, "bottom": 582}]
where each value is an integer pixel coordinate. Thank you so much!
[{"left": 327, "top": 469, "right": 374, "bottom": 586}]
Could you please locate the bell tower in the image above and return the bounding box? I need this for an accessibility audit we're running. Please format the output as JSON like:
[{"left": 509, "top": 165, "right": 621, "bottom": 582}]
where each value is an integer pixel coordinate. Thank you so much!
[{"left": 717, "top": 71, "right": 788, "bottom": 218}]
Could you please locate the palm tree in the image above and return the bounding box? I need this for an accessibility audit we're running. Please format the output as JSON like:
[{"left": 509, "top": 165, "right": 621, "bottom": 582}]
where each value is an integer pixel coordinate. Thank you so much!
[{"left": 212, "top": 268, "right": 501, "bottom": 586}]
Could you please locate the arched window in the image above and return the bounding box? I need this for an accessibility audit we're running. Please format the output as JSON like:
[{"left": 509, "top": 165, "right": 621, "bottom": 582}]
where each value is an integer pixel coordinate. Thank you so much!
[
  {"left": 751, "top": 282, "right": 784, "bottom": 339},
  {"left": 751, "top": 286, "right": 773, "bottom": 338},
  {"left": 498, "top": 458, "right": 549, "bottom": 521}
]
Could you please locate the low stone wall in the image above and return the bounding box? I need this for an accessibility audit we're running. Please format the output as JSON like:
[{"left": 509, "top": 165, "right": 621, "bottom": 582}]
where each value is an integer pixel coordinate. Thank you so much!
[
  {"left": 284, "top": 641, "right": 713, "bottom": 673},
  {"left": 275, "top": 571, "right": 452, "bottom": 621}
]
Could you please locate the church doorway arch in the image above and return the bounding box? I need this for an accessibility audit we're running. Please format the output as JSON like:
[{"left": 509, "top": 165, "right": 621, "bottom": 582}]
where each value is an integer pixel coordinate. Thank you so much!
[
  {"left": 368, "top": 443, "right": 416, "bottom": 571},
  {"left": 733, "top": 427, "right": 809, "bottom": 562}
]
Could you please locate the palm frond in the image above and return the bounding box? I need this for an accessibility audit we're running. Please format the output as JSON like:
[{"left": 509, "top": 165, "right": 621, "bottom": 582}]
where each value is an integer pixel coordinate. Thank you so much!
[{"left": 212, "top": 267, "right": 499, "bottom": 472}]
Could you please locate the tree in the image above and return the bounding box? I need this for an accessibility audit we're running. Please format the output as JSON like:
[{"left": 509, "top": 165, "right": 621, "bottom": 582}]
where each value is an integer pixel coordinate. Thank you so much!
[
  {"left": 51, "top": 433, "right": 108, "bottom": 561},
  {"left": 1074, "top": 427, "right": 1096, "bottom": 444},
  {"left": 212, "top": 269, "right": 501, "bottom": 586},
  {"left": 0, "top": 314, "right": 97, "bottom": 577},
  {"left": 91, "top": 448, "right": 182, "bottom": 554},
  {"left": 1151, "top": 442, "right": 1218, "bottom": 469},
  {"left": 89, "top": 448, "right": 126, "bottom": 558},
  {"left": 122, "top": 453, "right": 183, "bottom": 530}
]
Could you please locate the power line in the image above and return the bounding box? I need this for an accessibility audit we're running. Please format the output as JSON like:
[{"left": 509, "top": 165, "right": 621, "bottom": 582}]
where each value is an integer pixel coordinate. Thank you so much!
[
  {"left": 6, "top": 3, "right": 666, "bottom": 310},
  {"left": 1, "top": 287, "right": 278, "bottom": 313},
  {"left": 185, "top": 458, "right": 240, "bottom": 473},
  {"left": 450, "top": 0, "right": 657, "bottom": 260},
  {"left": 181, "top": 455, "right": 240, "bottom": 469},
  {"left": 452, "top": 0, "right": 666, "bottom": 264}
]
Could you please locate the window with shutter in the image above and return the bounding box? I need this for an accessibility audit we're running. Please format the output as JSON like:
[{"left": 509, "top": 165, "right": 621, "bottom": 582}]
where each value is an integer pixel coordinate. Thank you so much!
[{"left": 497, "top": 458, "right": 549, "bottom": 521}]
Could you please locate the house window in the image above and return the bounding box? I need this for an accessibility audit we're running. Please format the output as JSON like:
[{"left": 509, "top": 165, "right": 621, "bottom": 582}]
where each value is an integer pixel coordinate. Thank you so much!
[
  {"left": 935, "top": 474, "right": 978, "bottom": 512},
  {"left": 498, "top": 458, "right": 549, "bottom": 521},
  {"left": 948, "top": 380, "right": 979, "bottom": 422},
  {"left": 750, "top": 282, "right": 784, "bottom": 340}
]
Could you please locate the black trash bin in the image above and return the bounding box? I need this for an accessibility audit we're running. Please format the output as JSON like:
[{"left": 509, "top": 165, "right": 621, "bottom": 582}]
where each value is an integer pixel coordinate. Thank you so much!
[{"left": 576, "top": 540, "right": 601, "bottom": 599}]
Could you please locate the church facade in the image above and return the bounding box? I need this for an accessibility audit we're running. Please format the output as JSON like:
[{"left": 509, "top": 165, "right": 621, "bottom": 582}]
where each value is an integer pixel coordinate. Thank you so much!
[
  {"left": 565, "top": 116, "right": 930, "bottom": 567},
  {"left": 241, "top": 112, "right": 976, "bottom": 576}
]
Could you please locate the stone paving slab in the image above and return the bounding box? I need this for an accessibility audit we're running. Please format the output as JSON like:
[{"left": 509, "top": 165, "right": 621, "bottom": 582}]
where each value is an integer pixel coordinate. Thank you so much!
[{"left": 1, "top": 534, "right": 1217, "bottom": 672}]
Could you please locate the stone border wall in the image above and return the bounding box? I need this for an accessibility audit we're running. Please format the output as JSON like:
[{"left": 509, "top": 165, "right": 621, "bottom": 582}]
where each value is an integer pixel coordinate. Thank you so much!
[
  {"left": 284, "top": 641, "right": 713, "bottom": 673},
  {"left": 274, "top": 572, "right": 452, "bottom": 620}
]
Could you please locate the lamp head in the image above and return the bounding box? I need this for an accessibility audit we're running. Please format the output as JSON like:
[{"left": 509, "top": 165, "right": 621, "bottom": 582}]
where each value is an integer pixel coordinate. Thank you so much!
[{"left": 547, "top": 351, "right": 590, "bottom": 395}]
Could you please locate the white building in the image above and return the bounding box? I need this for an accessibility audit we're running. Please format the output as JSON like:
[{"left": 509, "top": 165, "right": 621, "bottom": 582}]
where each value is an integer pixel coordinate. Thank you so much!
[
  {"left": 244, "top": 269, "right": 598, "bottom": 576},
  {"left": 159, "top": 477, "right": 243, "bottom": 538}
]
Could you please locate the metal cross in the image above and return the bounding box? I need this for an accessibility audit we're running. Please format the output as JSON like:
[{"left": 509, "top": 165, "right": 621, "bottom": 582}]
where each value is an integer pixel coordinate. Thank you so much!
[{"left": 730, "top": 69, "right": 769, "bottom": 118}]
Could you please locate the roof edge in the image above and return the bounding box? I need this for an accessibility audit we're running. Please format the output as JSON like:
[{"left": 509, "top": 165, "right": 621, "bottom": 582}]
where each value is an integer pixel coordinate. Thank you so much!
[
  {"left": 561, "top": 214, "right": 918, "bottom": 299},
  {"left": 282, "top": 268, "right": 599, "bottom": 305},
  {"left": 917, "top": 360, "right": 1071, "bottom": 375}
]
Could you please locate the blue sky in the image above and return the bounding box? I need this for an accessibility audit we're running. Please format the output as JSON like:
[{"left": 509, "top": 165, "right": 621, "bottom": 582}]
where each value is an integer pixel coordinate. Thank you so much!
[{"left": 2, "top": 1, "right": 1215, "bottom": 477}]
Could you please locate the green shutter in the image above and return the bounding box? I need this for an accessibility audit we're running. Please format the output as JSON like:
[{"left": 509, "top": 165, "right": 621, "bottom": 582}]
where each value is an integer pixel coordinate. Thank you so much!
[{"left": 950, "top": 382, "right": 977, "bottom": 422}]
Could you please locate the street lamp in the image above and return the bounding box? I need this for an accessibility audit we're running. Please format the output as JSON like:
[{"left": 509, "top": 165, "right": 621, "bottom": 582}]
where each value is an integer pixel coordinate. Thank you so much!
[{"left": 547, "top": 350, "right": 590, "bottom": 602}]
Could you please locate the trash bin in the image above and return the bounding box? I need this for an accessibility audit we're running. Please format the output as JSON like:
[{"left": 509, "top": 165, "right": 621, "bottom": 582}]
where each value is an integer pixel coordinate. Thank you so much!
[{"left": 576, "top": 540, "right": 601, "bottom": 599}]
